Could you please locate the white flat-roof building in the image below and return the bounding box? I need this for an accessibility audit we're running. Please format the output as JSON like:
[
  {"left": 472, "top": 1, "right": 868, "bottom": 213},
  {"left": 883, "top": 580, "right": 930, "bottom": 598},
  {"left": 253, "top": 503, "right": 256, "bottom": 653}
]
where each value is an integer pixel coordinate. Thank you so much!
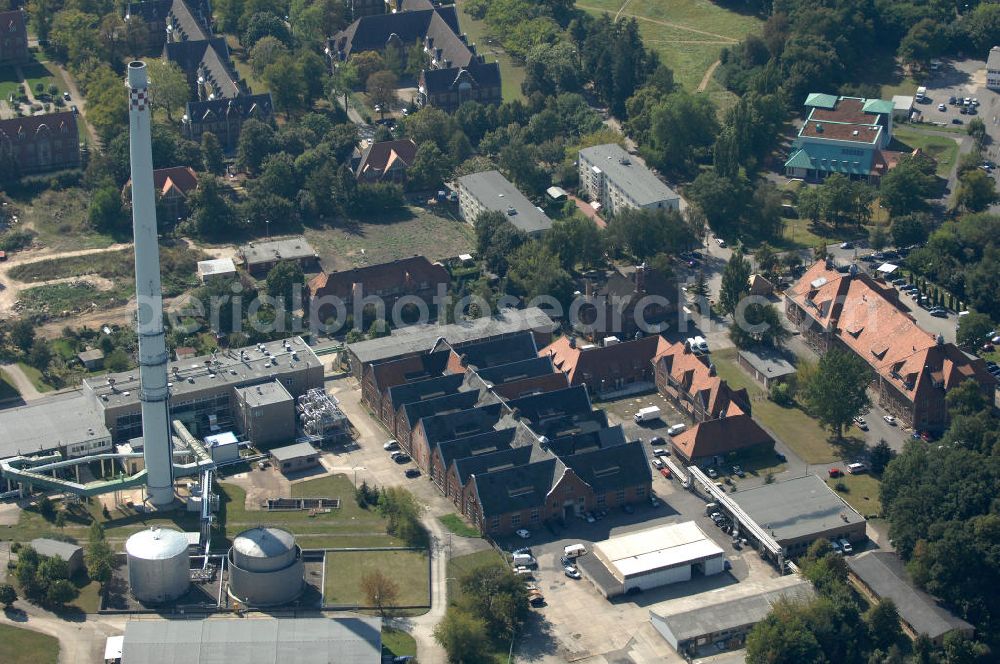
[
  {"left": 988, "top": 46, "right": 1000, "bottom": 90},
  {"left": 578, "top": 143, "right": 680, "bottom": 217},
  {"left": 456, "top": 170, "right": 553, "bottom": 236},
  {"left": 197, "top": 258, "right": 237, "bottom": 283},
  {"left": 581, "top": 521, "right": 725, "bottom": 597}
]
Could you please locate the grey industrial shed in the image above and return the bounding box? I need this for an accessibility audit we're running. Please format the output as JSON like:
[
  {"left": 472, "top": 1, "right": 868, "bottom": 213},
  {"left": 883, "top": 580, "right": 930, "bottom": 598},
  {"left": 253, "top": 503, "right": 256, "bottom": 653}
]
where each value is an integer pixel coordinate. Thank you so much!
[
  {"left": 119, "top": 616, "right": 382, "bottom": 663},
  {"left": 30, "top": 537, "right": 84, "bottom": 576},
  {"left": 269, "top": 441, "right": 321, "bottom": 474}
]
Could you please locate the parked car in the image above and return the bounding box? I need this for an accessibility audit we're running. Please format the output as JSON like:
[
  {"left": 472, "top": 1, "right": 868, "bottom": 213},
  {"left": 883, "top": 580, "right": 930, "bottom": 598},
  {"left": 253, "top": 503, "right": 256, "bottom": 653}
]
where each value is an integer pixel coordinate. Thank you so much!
[
  {"left": 938, "top": 103, "right": 946, "bottom": 111},
  {"left": 62, "top": 91, "right": 70, "bottom": 101},
  {"left": 659, "top": 467, "right": 672, "bottom": 479},
  {"left": 840, "top": 241, "right": 853, "bottom": 249},
  {"left": 949, "top": 96, "right": 957, "bottom": 104},
  {"left": 649, "top": 436, "right": 665, "bottom": 447},
  {"left": 564, "top": 566, "right": 582, "bottom": 579},
  {"left": 839, "top": 538, "right": 854, "bottom": 554},
  {"left": 651, "top": 458, "right": 664, "bottom": 470},
  {"left": 393, "top": 454, "right": 411, "bottom": 464},
  {"left": 854, "top": 416, "right": 868, "bottom": 431},
  {"left": 952, "top": 118, "right": 963, "bottom": 125},
  {"left": 929, "top": 308, "right": 948, "bottom": 318},
  {"left": 716, "top": 237, "right": 726, "bottom": 247},
  {"left": 514, "top": 547, "right": 533, "bottom": 556},
  {"left": 828, "top": 468, "right": 842, "bottom": 478},
  {"left": 732, "top": 465, "right": 745, "bottom": 478},
  {"left": 515, "top": 529, "right": 531, "bottom": 539},
  {"left": 883, "top": 414, "right": 897, "bottom": 425},
  {"left": 384, "top": 439, "right": 400, "bottom": 451},
  {"left": 404, "top": 468, "right": 421, "bottom": 478},
  {"left": 831, "top": 540, "right": 843, "bottom": 554},
  {"left": 653, "top": 448, "right": 669, "bottom": 457},
  {"left": 706, "top": 467, "right": 718, "bottom": 479}
]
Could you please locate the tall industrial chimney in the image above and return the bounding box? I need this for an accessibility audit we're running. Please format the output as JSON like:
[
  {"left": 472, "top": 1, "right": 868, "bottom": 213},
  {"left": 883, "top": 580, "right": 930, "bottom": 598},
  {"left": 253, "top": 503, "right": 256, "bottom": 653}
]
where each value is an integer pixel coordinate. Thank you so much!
[{"left": 127, "top": 61, "right": 175, "bottom": 507}]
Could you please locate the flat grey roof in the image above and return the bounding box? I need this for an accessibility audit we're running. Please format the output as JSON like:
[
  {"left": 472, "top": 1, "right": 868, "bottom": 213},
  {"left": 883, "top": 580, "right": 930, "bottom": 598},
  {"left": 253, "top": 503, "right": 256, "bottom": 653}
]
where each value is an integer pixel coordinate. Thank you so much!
[
  {"left": 236, "top": 380, "right": 293, "bottom": 407},
  {"left": 197, "top": 258, "right": 236, "bottom": 275},
  {"left": 458, "top": 170, "right": 553, "bottom": 235},
  {"left": 83, "top": 337, "right": 320, "bottom": 409},
  {"left": 30, "top": 538, "right": 83, "bottom": 560},
  {"left": 348, "top": 307, "right": 555, "bottom": 366},
  {"left": 989, "top": 46, "right": 1000, "bottom": 71},
  {"left": 78, "top": 348, "right": 105, "bottom": 361},
  {"left": 238, "top": 236, "right": 318, "bottom": 266},
  {"left": 270, "top": 441, "right": 319, "bottom": 461},
  {"left": 651, "top": 577, "right": 814, "bottom": 642},
  {"left": 121, "top": 616, "right": 382, "bottom": 664},
  {"left": 731, "top": 475, "right": 865, "bottom": 544},
  {"left": 579, "top": 144, "right": 679, "bottom": 206},
  {"left": 847, "top": 551, "right": 973, "bottom": 639},
  {"left": 738, "top": 347, "right": 796, "bottom": 379},
  {"left": 0, "top": 391, "right": 110, "bottom": 459}
]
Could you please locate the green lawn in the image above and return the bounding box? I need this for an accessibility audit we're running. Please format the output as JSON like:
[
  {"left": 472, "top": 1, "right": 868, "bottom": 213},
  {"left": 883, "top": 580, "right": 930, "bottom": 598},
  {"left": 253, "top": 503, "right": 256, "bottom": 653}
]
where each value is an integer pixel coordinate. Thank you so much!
[
  {"left": 305, "top": 205, "right": 474, "bottom": 271},
  {"left": 0, "top": 624, "right": 59, "bottom": 664},
  {"left": 21, "top": 58, "right": 62, "bottom": 96},
  {"left": 17, "top": 281, "right": 131, "bottom": 322},
  {"left": 455, "top": 0, "right": 526, "bottom": 101},
  {"left": 827, "top": 473, "right": 882, "bottom": 518},
  {"left": 0, "top": 64, "right": 21, "bottom": 100},
  {"left": 382, "top": 628, "right": 417, "bottom": 659},
  {"left": 891, "top": 126, "right": 960, "bottom": 178},
  {"left": 438, "top": 513, "right": 481, "bottom": 538},
  {"left": 0, "top": 368, "right": 20, "bottom": 400},
  {"left": 575, "top": 0, "right": 762, "bottom": 91},
  {"left": 712, "top": 349, "right": 865, "bottom": 464},
  {"left": 446, "top": 549, "right": 506, "bottom": 605},
  {"left": 323, "top": 549, "right": 430, "bottom": 607},
  {"left": 16, "top": 361, "right": 54, "bottom": 393}
]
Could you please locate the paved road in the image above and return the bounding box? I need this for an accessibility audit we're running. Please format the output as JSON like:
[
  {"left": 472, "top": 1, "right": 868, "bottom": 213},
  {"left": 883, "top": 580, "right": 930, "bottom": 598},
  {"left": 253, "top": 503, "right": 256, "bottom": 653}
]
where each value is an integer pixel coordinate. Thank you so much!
[
  {"left": 0, "top": 362, "right": 42, "bottom": 401},
  {"left": 55, "top": 62, "right": 100, "bottom": 148}
]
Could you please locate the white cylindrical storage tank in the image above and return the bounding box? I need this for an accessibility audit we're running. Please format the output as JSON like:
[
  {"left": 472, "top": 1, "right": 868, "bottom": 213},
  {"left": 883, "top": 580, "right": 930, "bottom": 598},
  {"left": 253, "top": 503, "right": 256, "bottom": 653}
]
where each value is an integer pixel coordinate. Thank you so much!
[
  {"left": 228, "top": 527, "right": 303, "bottom": 607},
  {"left": 126, "top": 527, "right": 190, "bottom": 603}
]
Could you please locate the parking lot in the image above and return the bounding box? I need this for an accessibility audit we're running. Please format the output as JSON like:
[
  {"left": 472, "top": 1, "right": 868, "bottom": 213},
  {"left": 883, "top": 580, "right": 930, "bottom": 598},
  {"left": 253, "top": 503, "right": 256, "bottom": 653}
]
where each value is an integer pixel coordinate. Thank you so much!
[{"left": 504, "top": 473, "right": 781, "bottom": 663}]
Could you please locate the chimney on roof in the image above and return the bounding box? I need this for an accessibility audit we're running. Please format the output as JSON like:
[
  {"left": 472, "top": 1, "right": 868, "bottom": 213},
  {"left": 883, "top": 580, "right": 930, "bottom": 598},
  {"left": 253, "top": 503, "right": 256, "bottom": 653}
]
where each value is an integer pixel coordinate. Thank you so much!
[
  {"left": 568, "top": 336, "right": 576, "bottom": 349},
  {"left": 683, "top": 340, "right": 692, "bottom": 354},
  {"left": 815, "top": 123, "right": 824, "bottom": 133},
  {"left": 709, "top": 363, "right": 717, "bottom": 377},
  {"left": 459, "top": 353, "right": 469, "bottom": 367}
]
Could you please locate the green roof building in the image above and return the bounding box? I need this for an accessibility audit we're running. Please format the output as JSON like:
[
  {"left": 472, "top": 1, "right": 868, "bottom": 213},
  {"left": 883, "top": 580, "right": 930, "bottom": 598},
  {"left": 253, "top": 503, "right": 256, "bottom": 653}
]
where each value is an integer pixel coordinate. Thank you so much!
[{"left": 785, "top": 94, "right": 896, "bottom": 184}]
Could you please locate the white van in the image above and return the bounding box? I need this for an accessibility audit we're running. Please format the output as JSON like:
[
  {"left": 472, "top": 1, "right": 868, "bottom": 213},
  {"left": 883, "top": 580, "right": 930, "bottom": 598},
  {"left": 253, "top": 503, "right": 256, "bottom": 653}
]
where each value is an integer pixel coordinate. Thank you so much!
[
  {"left": 634, "top": 406, "right": 662, "bottom": 423},
  {"left": 847, "top": 462, "right": 867, "bottom": 475},
  {"left": 564, "top": 544, "right": 587, "bottom": 559},
  {"left": 667, "top": 423, "right": 687, "bottom": 436}
]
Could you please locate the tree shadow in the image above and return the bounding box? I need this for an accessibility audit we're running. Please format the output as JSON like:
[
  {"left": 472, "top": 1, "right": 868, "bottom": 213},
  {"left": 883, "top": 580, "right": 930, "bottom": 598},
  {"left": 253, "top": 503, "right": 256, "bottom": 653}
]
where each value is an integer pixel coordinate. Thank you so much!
[{"left": 3, "top": 606, "right": 28, "bottom": 622}]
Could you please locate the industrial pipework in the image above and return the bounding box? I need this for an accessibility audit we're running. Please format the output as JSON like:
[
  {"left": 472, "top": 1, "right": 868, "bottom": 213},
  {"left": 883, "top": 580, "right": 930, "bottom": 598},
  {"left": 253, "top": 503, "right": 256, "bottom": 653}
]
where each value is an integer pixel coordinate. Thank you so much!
[{"left": 127, "top": 61, "right": 175, "bottom": 507}]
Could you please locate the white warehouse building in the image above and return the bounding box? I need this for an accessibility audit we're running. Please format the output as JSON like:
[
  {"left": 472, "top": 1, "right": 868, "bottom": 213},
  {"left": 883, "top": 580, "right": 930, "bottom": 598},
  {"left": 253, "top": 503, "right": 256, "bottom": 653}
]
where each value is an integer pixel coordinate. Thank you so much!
[
  {"left": 578, "top": 143, "right": 680, "bottom": 217},
  {"left": 580, "top": 521, "right": 725, "bottom": 598}
]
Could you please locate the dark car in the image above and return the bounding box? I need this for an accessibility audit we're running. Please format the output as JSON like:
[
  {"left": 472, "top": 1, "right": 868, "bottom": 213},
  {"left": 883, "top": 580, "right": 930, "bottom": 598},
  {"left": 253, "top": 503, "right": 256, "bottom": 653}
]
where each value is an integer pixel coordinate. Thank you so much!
[
  {"left": 404, "top": 468, "right": 421, "bottom": 478},
  {"left": 930, "top": 309, "right": 948, "bottom": 318},
  {"left": 952, "top": 118, "right": 964, "bottom": 125},
  {"left": 649, "top": 436, "right": 665, "bottom": 447},
  {"left": 393, "top": 454, "right": 411, "bottom": 464}
]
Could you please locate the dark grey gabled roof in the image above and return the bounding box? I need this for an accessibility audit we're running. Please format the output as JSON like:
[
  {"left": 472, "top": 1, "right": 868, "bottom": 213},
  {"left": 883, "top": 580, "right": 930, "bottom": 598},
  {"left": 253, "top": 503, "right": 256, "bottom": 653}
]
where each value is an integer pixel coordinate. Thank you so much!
[
  {"left": 186, "top": 93, "right": 273, "bottom": 122},
  {"left": 471, "top": 456, "right": 564, "bottom": 517},
  {"left": 418, "top": 402, "right": 506, "bottom": 444},
  {"left": 434, "top": 428, "right": 517, "bottom": 474},
  {"left": 403, "top": 390, "right": 483, "bottom": 429},
  {"left": 506, "top": 385, "right": 593, "bottom": 425},
  {"left": 422, "top": 61, "right": 501, "bottom": 94},
  {"left": 330, "top": 9, "right": 471, "bottom": 67},
  {"left": 559, "top": 440, "right": 650, "bottom": 493},
  {"left": 389, "top": 373, "right": 465, "bottom": 412},
  {"left": 546, "top": 424, "right": 627, "bottom": 456},
  {"left": 453, "top": 445, "right": 537, "bottom": 485},
  {"left": 471, "top": 355, "right": 555, "bottom": 386},
  {"left": 446, "top": 330, "right": 538, "bottom": 371}
]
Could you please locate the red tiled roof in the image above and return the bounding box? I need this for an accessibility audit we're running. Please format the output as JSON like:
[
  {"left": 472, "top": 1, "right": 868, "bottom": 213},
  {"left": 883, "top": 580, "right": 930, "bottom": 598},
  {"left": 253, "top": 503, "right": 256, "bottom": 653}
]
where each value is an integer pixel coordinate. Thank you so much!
[
  {"left": 154, "top": 166, "right": 199, "bottom": 196},
  {"left": 670, "top": 414, "right": 772, "bottom": 462},
  {"left": 651, "top": 341, "right": 749, "bottom": 419},
  {"left": 787, "top": 261, "right": 993, "bottom": 398},
  {"left": 541, "top": 335, "right": 668, "bottom": 386}
]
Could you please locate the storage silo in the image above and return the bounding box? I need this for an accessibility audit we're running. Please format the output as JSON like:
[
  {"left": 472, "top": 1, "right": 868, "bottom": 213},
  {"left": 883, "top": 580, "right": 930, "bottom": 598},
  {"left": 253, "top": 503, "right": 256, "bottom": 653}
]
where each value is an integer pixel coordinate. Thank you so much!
[
  {"left": 227, "top": 527, "right": 304, "bottom": 606},
  {"left": 126, "top": 526, "right": 190, "bottom": 603}
]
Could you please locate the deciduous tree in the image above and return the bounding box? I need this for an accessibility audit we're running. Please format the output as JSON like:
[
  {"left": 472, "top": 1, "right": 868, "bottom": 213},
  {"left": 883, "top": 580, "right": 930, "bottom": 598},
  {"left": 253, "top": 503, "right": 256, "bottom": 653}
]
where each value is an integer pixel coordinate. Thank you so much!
[
  {"left": 360, "top": 569, "right": 400, "bottom": 618},
  {"left": 802, "top": 348, "right": 871, "bottom": 439}
]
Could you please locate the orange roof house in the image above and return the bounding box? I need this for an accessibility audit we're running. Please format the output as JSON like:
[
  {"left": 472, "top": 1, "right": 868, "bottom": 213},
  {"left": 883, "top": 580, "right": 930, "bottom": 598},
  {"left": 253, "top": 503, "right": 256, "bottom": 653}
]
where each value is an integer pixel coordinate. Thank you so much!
[
  {"left": 352, "top": 139, "right": 418, "bottom": 184},
  {"left": 540, "top": 334, "right": 669, "bottom": 398},
  {"left": 670, "top": 413, "right": 773, "bottom": 464},
  {"left": 785, "top": 261, "right": 993, "bottom": 431},
  {"left": 124, "top": 166, "right": 199, "bottom": 222}
]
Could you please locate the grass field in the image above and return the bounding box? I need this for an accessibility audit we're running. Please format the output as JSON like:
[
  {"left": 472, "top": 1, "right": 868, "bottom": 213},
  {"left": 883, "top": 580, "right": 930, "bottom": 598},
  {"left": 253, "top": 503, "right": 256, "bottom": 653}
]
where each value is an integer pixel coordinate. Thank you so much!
[
  {"left": 323, "top": 549, "right": 430, "bottom": 607},
  {"left": 455, "top": 0, "right": 526, "bottom": 101},
  {"left": 827, "top": 473, "right": 882, "bottom": 518},
  {"left": 17, "top": 281, "right": 131, "bottom": 321},
  {"left": 15, "top": 188, "right": 118, "bottom": 251},
  {"left": 446, "top": 549, "right": 506, "bottom": 605},
  {"left": 21, "top": 58, "right": 63, "bottom": 96},
  {"left": 891, "top": 126, "right": 960, "bottom": 178},
  {"left": 16, "top": 361, "right": 54, "bottom": 393},
  {"left": 0, "top": 624, "right": 59, "bottom": 664},
  {"left": 0, "top": 369, "right": 20, "bottom": 400},
  {"left": 576, "top": 0, "right": 762, "bottom": 91},
  {"left": 382, "top": 628, "right": 418, "bottom": 659},
  {"left": 439, "top": 513, "right": 480, "bottom": 538},
  {"left": 305, "top": 205, "right": 474, "bottom": 271},
  {"left": 712, "top": 349, "right": 865, "bottom": 464}
]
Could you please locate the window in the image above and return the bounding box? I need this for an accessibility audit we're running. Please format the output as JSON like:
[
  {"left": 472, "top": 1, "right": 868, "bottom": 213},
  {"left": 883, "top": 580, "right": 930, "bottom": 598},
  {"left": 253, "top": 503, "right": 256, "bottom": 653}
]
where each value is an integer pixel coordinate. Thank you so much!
[
  {"left": 616, "top": 488, "right": 625, "bottom": 503},
  {"left": 530, "top": 509, "right": 540, "bottom": 522},
  {"left": 596, "top": 494, "right": 606, "bottom": 507},
  {"left": 510, "top": 514, "right": 521, "bottom": 527},
  {"left": 491, "top": 516, "right": 500, "bottom": 529},
  {"left": 635, "top": 486, "right": 646, "bottom": 498}
]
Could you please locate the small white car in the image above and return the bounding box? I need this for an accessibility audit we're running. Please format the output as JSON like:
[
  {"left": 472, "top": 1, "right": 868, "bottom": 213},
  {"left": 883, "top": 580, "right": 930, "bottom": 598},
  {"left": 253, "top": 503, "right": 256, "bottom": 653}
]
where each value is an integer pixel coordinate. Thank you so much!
[
  {"left": 384, "top": 439, "right": 399, "bottom": 451},
  {"left": 651, "top": 458, "right": 664, "bottom": 470},
  {"left": 883, "top": 414, "right": 897, "bottom": 425},
  {"left": 515, "top": 529, "right": 531, "bottom": 539},
  {"left": 716, "top": 237, "right": 726, "bottom": 247},
  {"left": 564, "top": 566, "right": 582, "bottom": 579}
]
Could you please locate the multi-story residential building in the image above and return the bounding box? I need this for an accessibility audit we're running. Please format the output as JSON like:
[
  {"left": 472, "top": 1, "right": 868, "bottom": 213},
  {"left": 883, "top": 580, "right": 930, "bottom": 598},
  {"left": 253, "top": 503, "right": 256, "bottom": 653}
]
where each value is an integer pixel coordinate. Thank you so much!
[
  {"left": 578, "top": 143, "right": 680, "bottom": 216},
  {"left": 784, "top": 93, "right": 899, "bottom": 184},
  {"left": 785, "top": 261, "right": 994, "bottom": 432},
  {"left": 456, "top": 170, "right": 552, "bottom": 236},
  {"left": 418, "top": 62, "right": 501, "bottom": 112},
  {"left": 0, "top": 9, "right": 28, "bottom": 65},
  {"left": 988, "top": 46, "right": 1000, "bottom": 90},
  {"left": 0, "top": 112, "right": 81, "bottom": 176}
]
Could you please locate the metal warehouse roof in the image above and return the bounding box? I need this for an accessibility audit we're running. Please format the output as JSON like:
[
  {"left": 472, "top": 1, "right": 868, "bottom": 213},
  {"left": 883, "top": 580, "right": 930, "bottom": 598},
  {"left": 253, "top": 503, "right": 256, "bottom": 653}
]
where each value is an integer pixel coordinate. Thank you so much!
[
  {"left": 595, "top": 521, "right": 724, "bottom": 579},
  {"left": 120, "top": 616, "right": 382, "bottom": 664},
  {"left": 651, "top": 576, "right": 815, "bottom": 642},
  {"left": 731, "top": 474, "right": 865, "bottom": 544}
]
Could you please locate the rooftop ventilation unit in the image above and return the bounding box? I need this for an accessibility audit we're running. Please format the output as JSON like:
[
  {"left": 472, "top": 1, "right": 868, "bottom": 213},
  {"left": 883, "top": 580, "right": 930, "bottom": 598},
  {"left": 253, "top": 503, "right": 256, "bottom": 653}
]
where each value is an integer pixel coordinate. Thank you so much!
[{"left": 815, "top": 123, "right": 823, "bottom": 133}]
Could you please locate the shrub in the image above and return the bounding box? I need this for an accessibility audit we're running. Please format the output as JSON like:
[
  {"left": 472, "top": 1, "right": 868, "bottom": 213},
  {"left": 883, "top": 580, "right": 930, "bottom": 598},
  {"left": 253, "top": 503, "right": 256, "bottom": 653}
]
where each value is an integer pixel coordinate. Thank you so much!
[
  {"left": 835, "top": 481, "right": 849, "bottom": 493},
  {"left": 769, "top": 381, "right": 794, "bottom": 406}
]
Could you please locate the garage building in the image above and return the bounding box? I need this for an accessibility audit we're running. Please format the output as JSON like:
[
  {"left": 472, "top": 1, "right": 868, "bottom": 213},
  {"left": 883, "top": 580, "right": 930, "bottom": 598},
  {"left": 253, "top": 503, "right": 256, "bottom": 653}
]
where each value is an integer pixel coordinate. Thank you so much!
[
  {"left": 650, "top": 575, "right": 814, "bottom": 656},
  {"left": 270, "top": 442, "right": 320, "bottom": 475},
  {"left": 581, "top": 521, "right": 725, "bottom": 598}
]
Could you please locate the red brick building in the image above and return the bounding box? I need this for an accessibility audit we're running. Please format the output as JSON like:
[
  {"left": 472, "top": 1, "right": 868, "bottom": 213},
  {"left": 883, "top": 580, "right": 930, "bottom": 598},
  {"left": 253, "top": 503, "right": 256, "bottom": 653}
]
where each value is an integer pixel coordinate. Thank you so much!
[
  {"left": 0, "top": 112, "right": 80, "bottom": 176},
  {"left": 652, "top": 341, "right": 751, "bottom": 423},
  {"left": 541, "top": 334, "right": 669, "bottom": 399},
  {"left": 785, "top": 261, "right": 994, "bottom": 431}
]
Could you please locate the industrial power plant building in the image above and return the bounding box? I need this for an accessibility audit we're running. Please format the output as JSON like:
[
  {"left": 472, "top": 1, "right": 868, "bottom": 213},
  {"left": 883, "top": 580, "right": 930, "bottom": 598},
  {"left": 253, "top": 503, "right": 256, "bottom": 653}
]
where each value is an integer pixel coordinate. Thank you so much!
[
  {"left": 579, "top": 522, "right": 725, "bottom": 598},
  {"left": 117, "top": 616, "right": 382, "bottom": 663}
]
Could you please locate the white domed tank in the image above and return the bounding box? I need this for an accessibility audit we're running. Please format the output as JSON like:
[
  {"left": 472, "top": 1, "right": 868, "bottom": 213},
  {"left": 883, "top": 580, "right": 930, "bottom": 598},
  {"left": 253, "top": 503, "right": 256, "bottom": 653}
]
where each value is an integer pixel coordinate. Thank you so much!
[
  {"left": 228, "top": 527, "right": 303, "bottom": 606},
  {"left": 126, "top": 527, "right": 190, "bottom": 603}
]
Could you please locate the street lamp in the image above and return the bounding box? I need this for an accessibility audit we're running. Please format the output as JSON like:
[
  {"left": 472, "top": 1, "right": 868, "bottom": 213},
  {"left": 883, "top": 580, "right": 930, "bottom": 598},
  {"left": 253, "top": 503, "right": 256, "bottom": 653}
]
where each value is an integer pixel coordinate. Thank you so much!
[{"left": 265, "top": 219, "right": 270, "bottom": 240}]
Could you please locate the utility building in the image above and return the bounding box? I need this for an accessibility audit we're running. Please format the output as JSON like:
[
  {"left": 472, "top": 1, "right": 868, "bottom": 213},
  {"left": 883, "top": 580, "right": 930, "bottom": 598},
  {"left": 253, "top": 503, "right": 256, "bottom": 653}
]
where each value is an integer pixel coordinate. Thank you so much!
[
  {"left": 234, "top": 381, "right": 295, "bottom": 447},
  {"left": 580, "top": 521, "right": 725, "bottom": 598},
  {"left": 270, "top": 442, "right": 321, "bottom": 475}
]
